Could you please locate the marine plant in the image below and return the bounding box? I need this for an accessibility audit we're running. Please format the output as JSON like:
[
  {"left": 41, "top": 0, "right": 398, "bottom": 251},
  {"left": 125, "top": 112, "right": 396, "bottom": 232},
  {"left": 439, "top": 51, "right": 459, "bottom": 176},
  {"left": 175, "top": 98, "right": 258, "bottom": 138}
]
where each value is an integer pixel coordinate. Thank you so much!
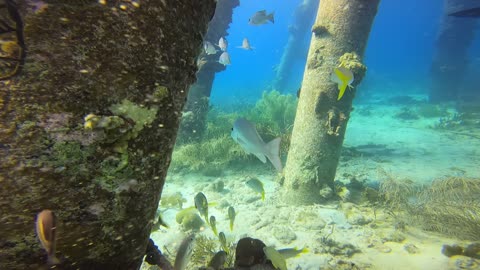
[
  {"left": 409, "top": 177, "right": 480, "bottom": 240},
  {"left": 190, "top": 234, "right": 218, "bottom": 266}
]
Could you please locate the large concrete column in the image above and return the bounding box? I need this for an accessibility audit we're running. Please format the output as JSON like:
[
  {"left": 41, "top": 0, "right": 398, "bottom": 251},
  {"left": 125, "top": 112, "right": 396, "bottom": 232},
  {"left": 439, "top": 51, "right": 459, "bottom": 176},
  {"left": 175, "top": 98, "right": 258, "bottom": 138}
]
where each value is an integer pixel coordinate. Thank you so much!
[
  {"left": 179, "top": 0, "right": 239, "bottom": 143},
  {"left": 282, "top": 0, "right": 379, "bottom": 205},
  {"left": 273, "top": 0, "right": 319, "bottom": 92},
  {"left": 0, "top": 0, "right": 215, "bottom": 269},
  {"left": 429, "top": 0, "right": 478, "bottom": 102}
]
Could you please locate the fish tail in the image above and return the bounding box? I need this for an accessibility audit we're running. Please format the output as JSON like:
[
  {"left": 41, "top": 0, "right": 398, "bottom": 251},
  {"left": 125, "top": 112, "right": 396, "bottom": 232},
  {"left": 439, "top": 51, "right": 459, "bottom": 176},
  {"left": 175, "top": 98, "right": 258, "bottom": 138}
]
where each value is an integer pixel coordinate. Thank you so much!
[
  {"left": 268, "top": 12, "right": 275, "bottom": 23},
  {"left": 261, "top": 191, "right": 265, "bottom": 201},
  {"left": 230, "top": 222, "right": 233, "bottom": 231},
  {"left": 337, "top": 83, "right": 347, "bottom": 100},
  {"left": 265, "top": 137, "right": 282, "bottom": 172}
]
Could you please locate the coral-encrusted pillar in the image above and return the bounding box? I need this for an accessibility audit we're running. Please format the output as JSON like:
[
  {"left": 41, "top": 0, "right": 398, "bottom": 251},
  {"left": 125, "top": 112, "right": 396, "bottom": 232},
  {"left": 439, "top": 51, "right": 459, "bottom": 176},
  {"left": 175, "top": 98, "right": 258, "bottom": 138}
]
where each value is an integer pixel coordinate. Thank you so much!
[
  {"left": 0, "top": 0, "right": 215, "bottom": 269},
  {"left": 282, "top": 0, "right": 380, "bottom": 205},
  {"left": 179, "top": 0, "right": 239, "bottom": 143}
]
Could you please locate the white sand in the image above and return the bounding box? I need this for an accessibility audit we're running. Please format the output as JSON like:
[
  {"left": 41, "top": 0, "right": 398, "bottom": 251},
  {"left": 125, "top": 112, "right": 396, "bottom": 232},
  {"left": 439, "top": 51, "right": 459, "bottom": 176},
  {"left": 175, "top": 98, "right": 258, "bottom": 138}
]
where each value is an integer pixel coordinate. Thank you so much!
[{"left": 147, "top": 100, "right": 479, "bottom": 269}]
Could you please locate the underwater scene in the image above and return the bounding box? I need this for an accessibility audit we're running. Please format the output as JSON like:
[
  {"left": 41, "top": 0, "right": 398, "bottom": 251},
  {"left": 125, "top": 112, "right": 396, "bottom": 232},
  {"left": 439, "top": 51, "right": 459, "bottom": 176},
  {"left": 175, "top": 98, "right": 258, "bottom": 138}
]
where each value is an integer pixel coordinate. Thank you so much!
[{"left": 1, "top": 0, "right": 480, "bottom": 270}]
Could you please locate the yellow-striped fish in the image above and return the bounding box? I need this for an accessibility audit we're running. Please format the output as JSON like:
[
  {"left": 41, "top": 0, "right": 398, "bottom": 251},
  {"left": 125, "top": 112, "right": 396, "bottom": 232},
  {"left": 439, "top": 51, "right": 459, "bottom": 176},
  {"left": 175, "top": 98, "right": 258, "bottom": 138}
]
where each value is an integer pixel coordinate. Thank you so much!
[
  {"left": 263, "top": 246, "right": 287, "bottom": 270},
  {"left": 35, "top": 209, "right": 60, "bottom": 265},
  {"left": 330, "top": 66, "right": 354, "bottom": 100}
]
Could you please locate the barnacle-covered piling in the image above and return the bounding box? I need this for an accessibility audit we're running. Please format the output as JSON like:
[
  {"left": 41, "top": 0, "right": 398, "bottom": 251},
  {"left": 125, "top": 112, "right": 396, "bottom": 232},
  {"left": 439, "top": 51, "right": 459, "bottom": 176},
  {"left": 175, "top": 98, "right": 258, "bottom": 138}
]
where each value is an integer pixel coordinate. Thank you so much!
[
  {"left": 0, "top": 0, "right": 216, "bottom": 269},
  {"left": 282, "top": 0, "right": 379, "bottom": 205}
]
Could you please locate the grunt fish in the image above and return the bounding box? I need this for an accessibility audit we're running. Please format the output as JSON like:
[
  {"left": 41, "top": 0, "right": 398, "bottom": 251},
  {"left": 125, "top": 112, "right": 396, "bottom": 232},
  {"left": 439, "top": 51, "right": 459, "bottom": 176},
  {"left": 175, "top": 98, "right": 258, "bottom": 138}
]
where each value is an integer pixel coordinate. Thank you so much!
[
  {"left": 35, "top": 209, "right": 60, "bottom": 265},
  {"left": 218, "top": 232, "right": 229, "bottom": 253},
  {"left": 208, "top": 250, "right": 227, "bottom": 270},
  {"left": 231, "top": 118, "right": 282, "bottom": 172},
  {"left": 210, "top": 216, "right": 218, "bottom": 236},
  {"left": 194, "top": 192, "right": 209, "bottom": 224},
  {"left": 174, "top": 234, "right": 196, "bottom": 270},
  {"left": 278, "top": 247, "right": 309, "bottom": 259},
  {"left": 227, "top": 206, "right": 236, "bottom": 231},
  {"left": 246, "top": 177, "right": 266, "bottom": 201}
]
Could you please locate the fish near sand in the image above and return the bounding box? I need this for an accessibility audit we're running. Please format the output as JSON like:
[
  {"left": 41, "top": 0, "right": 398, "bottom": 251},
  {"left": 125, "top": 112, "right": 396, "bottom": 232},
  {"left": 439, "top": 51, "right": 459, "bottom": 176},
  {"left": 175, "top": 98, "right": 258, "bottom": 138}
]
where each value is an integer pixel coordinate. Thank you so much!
[
  {"left": 246, "top": 177, "right": 265, "bottom": 201},
  {"left": 278, "top": 247, "right": 309, "bottom": 259},
  {"left": 194, "top": 192, "right": 209, "bottom": 224},
  {"left": 218, "top": 232, "right": 229, "bottom": 253},
  {"left": 231, "top": 118, "right": 282, "bottom": 172},
  {"left": 228, "top": 206, "right": 236, "bottom": 231},
  {"left": 330, "top": 66, "right": 354, "bottom": 100},
  {"left": 210, "top": 216, "right": 218, "bottom": 236},
  {"left": 174, "top": 234, "right": 196, "bottom": 270},
  {"left": 208, "top": 250, "right": 227, "bottom": 269},
  {"left": 249, "top": 10, "right": 275, "bottom": 25},
  {"left": 263, "top": 246, "right": 287, "bottom": 270},
  {"left": 218, "top": 52, "right": 231, "bottom": 66},
  {"left": 36, "top": 209, "right": 60, "bottom": 265}
]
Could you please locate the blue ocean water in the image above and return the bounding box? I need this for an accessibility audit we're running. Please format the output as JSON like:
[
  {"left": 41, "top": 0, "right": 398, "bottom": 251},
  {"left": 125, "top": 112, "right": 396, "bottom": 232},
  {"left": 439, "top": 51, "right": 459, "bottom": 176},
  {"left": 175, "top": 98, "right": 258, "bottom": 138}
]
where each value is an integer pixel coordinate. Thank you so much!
[{"left": 210, "top": 0, "right": 480, "bottom": 106}]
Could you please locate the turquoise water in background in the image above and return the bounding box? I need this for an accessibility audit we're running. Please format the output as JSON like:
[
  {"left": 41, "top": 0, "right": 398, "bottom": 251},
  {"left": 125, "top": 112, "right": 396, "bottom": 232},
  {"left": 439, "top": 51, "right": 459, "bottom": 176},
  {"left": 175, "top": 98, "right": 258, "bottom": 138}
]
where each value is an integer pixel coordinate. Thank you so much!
[{"left": 210, "top": 0, "right": 480, "bottom": 107}]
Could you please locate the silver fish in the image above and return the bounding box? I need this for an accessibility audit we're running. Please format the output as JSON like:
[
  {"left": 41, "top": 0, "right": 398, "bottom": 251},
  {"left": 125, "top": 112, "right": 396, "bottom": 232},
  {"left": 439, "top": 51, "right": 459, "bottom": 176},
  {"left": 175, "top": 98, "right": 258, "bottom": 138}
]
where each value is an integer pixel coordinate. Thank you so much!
[
  {"left": 218, "top": 37, "right": 228, "bottom": 51},
  {"left": 219, "top": 52, "right": 231, "bottom": 66},
  {"left": 174, "top": 234, "right": 196, "bottom": 270},
  {"left": 249, "top": 10, "right": 274, "bottom": 25},
  {"left": 238, "top": 38, "right": 253, "bottom": 50},
  {"left": 204, "top": 41, "right": 217, "bottom": 55},
  {"left": 231, "top": 118, "right": 282, "bottom": 172}
]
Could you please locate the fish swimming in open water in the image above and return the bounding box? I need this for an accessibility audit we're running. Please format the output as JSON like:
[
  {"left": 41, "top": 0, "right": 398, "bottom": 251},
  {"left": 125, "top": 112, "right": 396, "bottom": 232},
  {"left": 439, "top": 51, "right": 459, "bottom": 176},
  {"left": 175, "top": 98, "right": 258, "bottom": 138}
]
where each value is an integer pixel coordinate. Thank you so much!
[
  {"left": 237, "top": 38, "right": 254, "bottom": 50},
  {"left": 249, "top": 10, "right": 275, "bottom": 25},
  {"left": 35, "top": 209, "right": 60, "bottom": 265},
  {"left": 174, "top": 234, "right": 196, "bottom": 270},
  {"left": 231, "top": 118, "right": 282, "bottom": 172},
  {"left": 330, "top": 66, "right": 354, "bottom": 100},
  {"left": 210, "top": 216, "right": 218, "bottom": 236}
]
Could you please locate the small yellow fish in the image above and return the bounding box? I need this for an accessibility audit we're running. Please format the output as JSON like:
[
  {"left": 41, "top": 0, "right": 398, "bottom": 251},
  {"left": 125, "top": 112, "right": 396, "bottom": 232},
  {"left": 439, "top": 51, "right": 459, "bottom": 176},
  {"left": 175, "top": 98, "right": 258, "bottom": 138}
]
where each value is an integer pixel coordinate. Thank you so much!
[
  {"left": 228, "top": 206, "right": 235, "bottom": 231},
  {"left": 330, "top": 66, "right": 354, "bottom": 100},
  {"left": 210, "top": 216, "right": 218, "bottom": 236},
  {"left": 246, "top": 177, "right": 265, "bottom": 200},
  {"left": 263, "top": 246, "right": 287, "bottom": 270},
  {"left": 218, "top": 232, "right": 229, "bottom": 253},
  {"left": 36, "top": 209, "right": 60, "bottom": 265},
  {"left": 278, "top": 247, "right": 309, "bottom": 259}
]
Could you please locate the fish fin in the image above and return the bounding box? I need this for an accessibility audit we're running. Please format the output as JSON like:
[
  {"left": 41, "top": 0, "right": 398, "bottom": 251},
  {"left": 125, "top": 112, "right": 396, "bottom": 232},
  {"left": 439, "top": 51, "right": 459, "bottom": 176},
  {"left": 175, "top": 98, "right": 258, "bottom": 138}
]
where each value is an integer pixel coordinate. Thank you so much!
[
  {"left": 268, "top": 12, "right": 275, "bottom": 23},
  {"left": 337, "top": 83, "right": 348, "bottom": 100},
  {"left": 259, "top": 10, "right": 267, "bottom": 14},
  {"left": 254, "top": 152, "right": 267, "bottom": 163},
  {"left": 265, "top": 137, "right": 282, "bottom": 172},
  {"left": 47, "top": 255, "right": 61, "bottom": 265}
]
